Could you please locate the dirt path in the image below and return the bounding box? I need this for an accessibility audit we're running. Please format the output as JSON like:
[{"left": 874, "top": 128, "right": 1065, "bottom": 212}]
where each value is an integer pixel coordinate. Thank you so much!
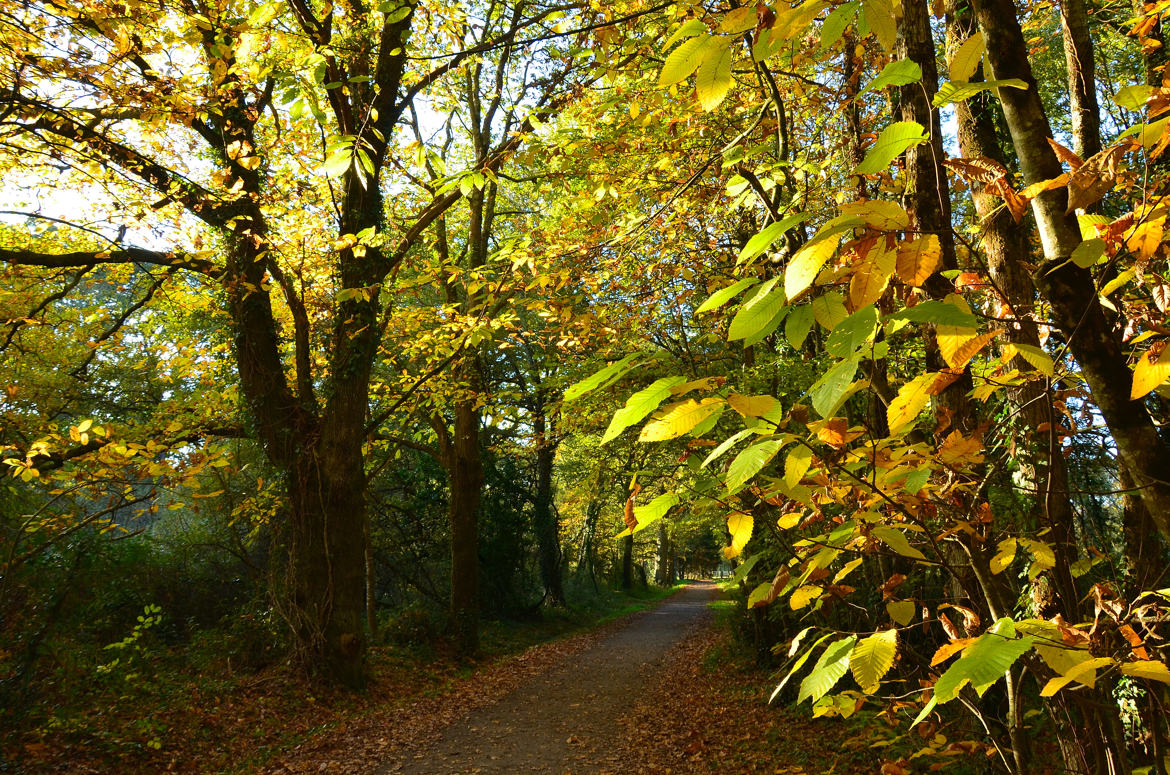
[
  {"left": 388, "top": 582, "right": 719, "bottom": 774},
  {"left": 265, "top": 583, "right": 866, "bottom": 774}
]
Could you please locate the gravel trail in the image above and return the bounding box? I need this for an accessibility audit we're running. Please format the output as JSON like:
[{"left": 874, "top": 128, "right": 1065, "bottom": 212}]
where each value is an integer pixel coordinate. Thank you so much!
[{"left": 386, "top": 581, "right": 719, "bottom": 775}]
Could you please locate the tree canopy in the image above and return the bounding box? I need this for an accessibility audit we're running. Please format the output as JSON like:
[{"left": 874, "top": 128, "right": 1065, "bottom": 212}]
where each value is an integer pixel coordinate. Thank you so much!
[{"left": 4, "top": 0, "right": 1170, "bottom": 770}]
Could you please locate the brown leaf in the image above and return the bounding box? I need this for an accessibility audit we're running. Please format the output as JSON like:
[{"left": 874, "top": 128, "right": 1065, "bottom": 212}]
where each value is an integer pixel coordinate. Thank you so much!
[
  {"left": 1048, "top": 138, "right": 1084, "bottom": 170},
  {"left": 879, "top": 573, "right": 907, "bottom": 599},
  {"left": 938, "top": 611, "right": 961, "bottom": 640},
  {"left": 940, "top": 603, "right": 982, "bottom": 634},
  {"left": 1066, "top": 144, "right": 1128, "bottom": 213},
  {"left": 943, "top": 156, "right": 1008, "bottom": 183}
]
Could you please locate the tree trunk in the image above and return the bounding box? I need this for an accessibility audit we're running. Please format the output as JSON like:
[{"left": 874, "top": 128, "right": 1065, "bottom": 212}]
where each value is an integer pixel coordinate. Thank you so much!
[
  {"left": 365, "top": 509, "right": 378, "bottom": 641},
  {"left": 898, "top": 0, "right": 977, "bottom": 433},
  {"left": 447, "top": 388, "right": 484, "bottom": 656},
  {"left": 533, "top": 401, "right": 565, "bottom": 606},
  {"left": 285, "top": 447, "right": 368, "bottom": 688},
  {"left": 947, "top": 4, "right": 1080, "bottom": 620},
  {"left": 620, "top": 533, "right": 634, "bottom": 590},
  {"left": 974, "top": 0, "right": 1170, "bottom": 542},
  {"left": 1059, "top": 0, "right": 1101, "bottom": 158}
]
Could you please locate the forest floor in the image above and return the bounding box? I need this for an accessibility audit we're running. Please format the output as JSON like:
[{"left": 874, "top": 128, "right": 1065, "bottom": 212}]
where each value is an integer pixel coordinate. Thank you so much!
[
  {"left": 260, "top": 582, "right": 877, "bottom": 775},
  {"left": 8, "top": 582, "right": 890, "bottom": 774}
]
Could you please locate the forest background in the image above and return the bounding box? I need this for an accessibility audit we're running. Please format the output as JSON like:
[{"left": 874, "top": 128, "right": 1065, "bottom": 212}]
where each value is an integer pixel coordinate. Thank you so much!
[{"left": 3, "top": 0, "right": 1170, "bottom": 771}]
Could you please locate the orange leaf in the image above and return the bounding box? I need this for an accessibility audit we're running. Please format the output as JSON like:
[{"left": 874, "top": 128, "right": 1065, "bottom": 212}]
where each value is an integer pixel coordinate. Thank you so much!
[
  {"left": 930, "top": 638, "right": 975, "bottom": 666},
  {"left": 895, "top": 234, "right": 941, "bottom": 286}
]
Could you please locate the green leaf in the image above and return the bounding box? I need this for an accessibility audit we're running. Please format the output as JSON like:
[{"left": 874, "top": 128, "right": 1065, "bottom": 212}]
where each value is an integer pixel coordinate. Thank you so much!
[
  {"left": 726, "top": 439, "right": 787, "bottom": 493},
  {"left": 932, "top": 79, "right": 1029, "bottom": 108},
  {"left": 809, "top": 357, "right": 859, "bottom": 418},
  {"left": 863, "top": 59, "right": 922, "bottom": 92},
  {"left": 737, "top": 212, "right": 812, "bottom": 265},
  {"left": 702, "top": 428, "right": 755, "bottom": 468},
  {"left": 872, "top": 526, "right": 926, "bottom": 560},
  {"left": 602, "top": 377, "right": 688, "bottom": 444},
  {"left": 639, "top": 398, "right": 724, "bottom": 441},
  {"left": 658, "top": 34, "right": 712, "bottom": 87},
  {"left": 563, "top": 354, "right": 640, "bottom": 401},
  {"left": 934, "top": 619, "right": 1034, "bottom": 702},
  {"left": 1071, "top": 238, "right": 1105, "bottom": 268},
  {"left": 696, "top": 278, "right": 759, "bottom": 313},
  {"left": 1116, "top": 83, "right": 1155, "bottom": 111},
  {"left": 811, "top": 292, "right": 849, "bottom": 331},
  {"left": 853, "top": 121, "right": 928, "bottom": 175},
  {"left": 785, "top": 304, "right": 815, "bottom": 350},
  {"left": 826, "top": 305, "right": 879, "bottom": 357},
  {"left": 729, "top": 280, "right": 786, "bottom": 341},
  {"left": 723, "top": 553, "right": 763, "bottom": 589},
  {"left": 820, "top": 1, "right": 859, "bottom": 50},
  {"left": 1012, "top": 343, "right": 1056, "bottom": 377},
  {"left": 696, "top": 38, "right": 733, "bottom": 111},
  {"left": 743, "top": 303, "right": 789, "bottom": 346},
  {"left": 616, "top": 492, "right": 680, "bottom": 537},
  {"left": 887, "top": 600, "right": 916, "bottom": 626},
  {"left": 324, "top": 148, "right": 354, "bottom": 178},
  {"left": 662, "top": 18, "right": 708, "bottom": 51},
  {"left": 772, "top": 632, "right": 834, "bottom": 701},
  {"left": 851, "top": 630, "right": 898, "bottom": 693},
  {"left": 799, "top": 636, "right": 858, "bottom": 704},
  {"left": 888, "top": 300, "right": 978, "bottom": 327},
  {"left": 860, "top": 0, "right": 896, "bottom": 51}
]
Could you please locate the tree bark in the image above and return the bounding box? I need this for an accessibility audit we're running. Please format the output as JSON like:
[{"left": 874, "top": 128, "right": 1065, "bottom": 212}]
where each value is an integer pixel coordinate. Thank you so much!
[
  {"left": 533, "top": 402, "right": 565, "bottom": 606},
  {"left": 447, "top": 385, "right": 484, "bottom": 656},
  {"left": 974, "top": 0, "right": 1170, "bottom": 542},
  {"left": 1059, "top": 0, "right": 1102, "bottom": 158}
]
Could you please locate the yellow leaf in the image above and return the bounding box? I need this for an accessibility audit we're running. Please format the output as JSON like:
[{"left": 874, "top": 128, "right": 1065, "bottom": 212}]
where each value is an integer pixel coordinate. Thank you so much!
[
  {"left": 785, "top": 238, "right": 839, "bottom": 301},
  {"left": 1041, "top": 657, "right": 1116, "bottom": 695},
  {"left": 811, "top": 291, "right": 849, "bottom": 330},
  {"left": 695, "top": 38, "right": 733, "bottom": 111},
  {"left": 989, "top": 538, "right": 1016, "bottom": 574},
  {"left": 834, "top": 557, "right": 864, "bottom": 583},
  {"left": 1125, "top": 205, "right": 1167, "bottom": 262},
  {"left": 851, "top": 629, "right": 898, "bottom": 694},
  {"left": 778, "top": 511, "right": 804, "bottom": 529},
  {"left": 930, "top": 638, "right": 975, "bottom": 666},
  {"left": 939, "top": 329, "right": 1000, "bottom": 370},
  {"left": 887, "top": 372, "right": 935, "bottom": 435},
  {"left": 864, "top": 0, "right": 897, "bottom": 51},
  {"left": 790, "top": 584, "right": 822, "bottom": 610},
  {"left": 726, "top": 511, "right": 754, "bottom": 557},
  {"left": 720, "top": 5, "right": 756, "bottom": 32},
  {"left": 895, "top": 234, "right": 941, "bottom": 286},
  {"left": 1130, "top": 344, "right": 1170, "bottom": 399},
  {"left": 728, "top": 393, "right": 780, "bottom": 418},
  {"left": 849, "top": 239, "right": 896, "bottom": 309},
  {"left": 1121, "top": 660, "right": 1170, "bottom": 684},
  {"left": 785, "top": 445, "right": 813, "bottom": 488},
  {"left": 948, "top": 30, "right": 984, "bottom": 81},
  {"left": 840, "top": 200, "right": 909, "bottom": 231},
  {"left": 639, "top": 398, "right": 724, "bottom": 441},
  {"left": 1019, "top": 173, "right": 1068, "bottom": 200}
]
